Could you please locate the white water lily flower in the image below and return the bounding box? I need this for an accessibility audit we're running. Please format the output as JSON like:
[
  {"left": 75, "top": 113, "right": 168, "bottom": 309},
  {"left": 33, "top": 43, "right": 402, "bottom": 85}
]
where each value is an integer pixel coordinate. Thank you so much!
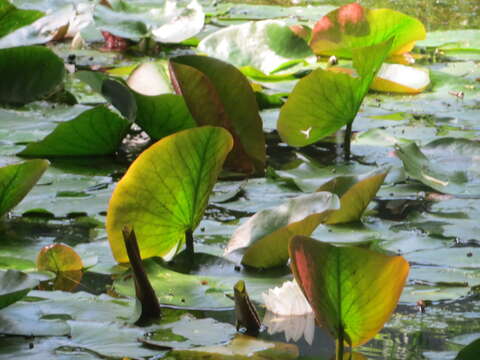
[
  {"left": 263, "top": 311, "right": 315, "bottom": 345},
  {"left": 262, "top": 279, "right": 313, "bottom": 316}
]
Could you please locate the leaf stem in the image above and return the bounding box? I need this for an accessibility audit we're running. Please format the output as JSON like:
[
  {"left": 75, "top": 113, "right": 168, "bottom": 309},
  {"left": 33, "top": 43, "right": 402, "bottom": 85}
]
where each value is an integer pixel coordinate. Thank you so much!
[
  {"left": 336, "top": 326, "right": 345, "bottom": 360},
  {"left": 186, "top": 228, "right": 194, "bottom": 260},
  {"left": 344, "top": 122, "right": 352, "bottom": 162},
  {"left": 122, "top": 225, "right": 161, "bottom": 325}
]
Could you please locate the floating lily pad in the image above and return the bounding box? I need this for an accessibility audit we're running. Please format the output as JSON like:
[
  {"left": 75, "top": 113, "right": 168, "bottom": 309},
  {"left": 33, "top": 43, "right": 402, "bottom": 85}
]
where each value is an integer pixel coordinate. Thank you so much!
[
  {"left": 396, "top": 138, "right": 480, "bottom": 196},
  {"left": 198, "top": 20, "right": 313, "bottom": 74},
  {"left": 36, "top": 243, "right": 83, "bottom": 272}
]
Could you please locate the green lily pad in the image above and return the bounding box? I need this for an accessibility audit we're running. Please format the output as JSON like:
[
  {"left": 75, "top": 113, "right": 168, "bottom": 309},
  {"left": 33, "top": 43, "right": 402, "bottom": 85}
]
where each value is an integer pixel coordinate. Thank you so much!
[
  {"left": 225, "top": 192, "right": 340, "bottom": 269},
  {"left": 277, "top": 39, "right": 392, "bottom": 146},
  {"left": 0, "top": 270, "right": 39, "bottom": 310},
  {"left": 18, "top": 106, "right": 130, "bottom": 157},
  {"left": 395, "top": 138, "right": 480, "bottom": 196},
  {"left": 309, "top": 3, "right": 425, "bottom": 58},
  {"left": 0, "top": 159, "right": 49, "bottom": 217},
  {"left": 198, "top": 20, "right": 313, "bottom": 74},
  {"left": 170, "top": 55, "right": 266, "bottom": 175},
  {"left": 289, "top": 236, "right": 409, "bottom": 346},
  {"left": 456, "top": 338, "right": 480, "bottom": 360},
  {"left": 418, "top": 30, "right": 480, "bottom": 59},
  {"left": 406, "top": 248, "right": 480, "bottom": 269},
  {"left": 0, "top": 0, "right": 44, "bottom": 38},
  {"left": 107, "top": 126, "right": 233, "bottom": 263},
  {"left": 0, "top": 45, "right": 64, "bottom": 105}
]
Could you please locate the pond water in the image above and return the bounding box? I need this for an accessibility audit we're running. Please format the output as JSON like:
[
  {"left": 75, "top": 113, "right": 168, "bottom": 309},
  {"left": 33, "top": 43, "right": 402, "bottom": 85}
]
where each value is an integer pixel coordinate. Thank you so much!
[{"left": 0, "top": 0, "right": 480, "bottom": 359}]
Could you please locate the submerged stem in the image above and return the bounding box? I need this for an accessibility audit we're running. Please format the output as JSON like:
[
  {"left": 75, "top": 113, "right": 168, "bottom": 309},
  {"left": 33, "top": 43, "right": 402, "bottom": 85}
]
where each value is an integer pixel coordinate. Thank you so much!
[
  {"left": 336, "top": 326, "right": 345, "bottom": 360},
  {"left": 344, "top": 123, "right": 352, "bottom": 162}
]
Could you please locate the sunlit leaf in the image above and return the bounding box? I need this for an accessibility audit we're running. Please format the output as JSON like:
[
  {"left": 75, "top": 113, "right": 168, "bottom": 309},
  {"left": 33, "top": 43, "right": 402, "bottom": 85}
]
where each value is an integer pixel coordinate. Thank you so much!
[
  {"left": 277, "top": 39, "right": 392, "bottom": 146},
  {"left": 36, "top": 243, "right": 83, "bottom": 273},
  {"left": 309, "top": 3, "right": 425, "bottom": 58},
  {"left": 107, "top": 126, "right": 233, "bottom": 263},
  {"left": 0, "top": 270, "right": 39, "bottom": 310},
  {"left": 0, "top": 46, "right": 64, "bottom": 105},
  {"left": 18, "top": 106, "right": 130, "bottom": 157},
  {"left": 289, "top": 235, "right": 409, "bottom": 346},
  {"left": 0, "top": 159, "right": 49, "bottom": 217},
  {"left": 319, "top": 169, "right": 388, "bottom": 224},
  {"left": 170, "top": 55, "right": 265, "bottom": 175},
  {"left": 198, "top": 20, "right": 313, "bottom": 74},
  {"left": 225, "top": 192, "right": 340, "bottom": 269},
  {"left": 0, "top": 0, "right": 44, "bottom": 38},
  {"left": 395, "top": 138, "right": 480, "bottom": 196},
  {"left": 127, "top": 61, "right": 173, "bottom": 96}
]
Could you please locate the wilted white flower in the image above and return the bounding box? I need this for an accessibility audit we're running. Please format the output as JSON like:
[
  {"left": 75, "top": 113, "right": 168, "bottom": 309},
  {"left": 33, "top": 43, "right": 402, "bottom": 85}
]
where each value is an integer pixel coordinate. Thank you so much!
[{"left": 262, "top": 279, "right": 313, "bottom": 316}]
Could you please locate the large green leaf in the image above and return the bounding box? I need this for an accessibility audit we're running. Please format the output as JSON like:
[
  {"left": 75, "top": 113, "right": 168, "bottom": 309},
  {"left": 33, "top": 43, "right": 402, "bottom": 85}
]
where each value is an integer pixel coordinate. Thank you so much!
[
  {"left": 170, "top": 55, "right": 265, "bottom": 175},
  {"left": 277, "top": 39, "right": 392, "bottom": 146},
  {"left": 107, "top": 126, "right": 233, "bottom": 263},
  {"left": 456, "top": 338, "right": 480, "bottom": 360},
  {"left": 133, "top": 92, "right": 195, "bottom": 140},
  {"left": 18, "top": 106, "right": 130, "bottom": 157},
  {"left": 395, "top": 138, "right": 480, "bottom": 196},
  {"left": 309, "top": 3, "right": 425, "bottom": 58},
  {"left": 0, "top": 0, "right": 43, "bottom": 38},
  {"left": 0, "top": 270, "right": 39, "bottom": 309},
  {"left": 0, "top": 159, "right": 49, "bottom": 217},
  {"left": 0, "top": 46, "right": 64, "bottom": 105},
  {"left": 198, "top": 20, "right": 313, "bottom": 74},
  {"left": 225, "top": 192, "right": 340, "bottom": 269},
  {"left": 289, "top": 236, "right": 409, "bottom": 347}
]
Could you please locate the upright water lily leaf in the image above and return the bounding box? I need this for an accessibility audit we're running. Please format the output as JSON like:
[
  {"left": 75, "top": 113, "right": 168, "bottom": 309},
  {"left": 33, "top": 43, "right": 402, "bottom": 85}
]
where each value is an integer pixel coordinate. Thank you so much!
[
  {"left": 107, "top": 126, "right": 233, "bottom": 263},
  {"left": 455, "top": 338, "right": 480, "bottom": 360},
  {"left": 225, "top": 192, "right": 340, "bottom": 269},
  {"left": 289, "top": 236, "right": 409, "bottom": 347},
  {"left": 0, "top": 0, "right": 44, "bottom": 38},
  {"left": 18, "top": 106, "right": 130, "bottom": 157},
  {"left": 309, "top": 3, "right": 425, "bottom": 58},
  {"left": 0, "top": 159, "right": 49, "bottom": 217},
  {"left": 102, "top": 79, "right": 137, "bottom": 122},
  {"left": 278, "top": 39, "right": 392, "bottom": 147},
  {"left": 134, "top": 92, "right": 196, "bottom": 140},
  {"left": 395, "top": 138, "right": 480, "bottom": 196},
  {"left": 0, "top": 270, "right": 39, "bottom": 310},
  {"left": 0, "top": 46, "right": 64, "bottom": 105},
  {"left": 318, "top": 169, "right": 388, "bottom": 224},
  {"left": 198, "top": 20, "right": 313, "bottom": 74},
  {"left": 170, "top": 55, "right": 265, "bottom": 175}
]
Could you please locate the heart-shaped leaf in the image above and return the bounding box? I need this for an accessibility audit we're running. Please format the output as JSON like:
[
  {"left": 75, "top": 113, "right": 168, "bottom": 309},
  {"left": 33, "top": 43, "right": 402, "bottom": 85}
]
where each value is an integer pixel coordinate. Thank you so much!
[
  {"left": 395, "top": 138, "right": 480, "bottom": 196},
  {"left": 18, "top": 106, "right": 130, "bottom": 157},
  {"left": 36, "top": 243, "right": 83, "bottom": 272},
  {"left": 107, "top": 126, "right": 233, "bottom": 263},
  {"left": 225, "top": 192, "right": 340, "bottom": 269},
  {"left": 289, "top": 235, "right": 409, "bottom": 346},
  {"left": 0, "top": 270, "right": 39, "bottom": 310},
  {"left": 309, "top": 3, "right": 425, "bottom": 58},
  {"left": 277, "top": 39, "right": 392, "bottom": 147},
  {"left": 198, "top": 20, "right": 313, "bottom": 74},
  {"left": 170, "top": 55, "right": 265, "bottom": 175},
  {"left": 0, "top": 46, "right": 64, "bottom": 105},
  {"left": 0, "top": 159, "right": 49, "bottom": 217}
]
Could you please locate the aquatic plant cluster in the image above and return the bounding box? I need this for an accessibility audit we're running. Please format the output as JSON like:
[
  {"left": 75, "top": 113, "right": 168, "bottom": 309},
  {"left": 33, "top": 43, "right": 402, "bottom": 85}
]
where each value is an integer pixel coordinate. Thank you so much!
[{"left": 0, "top": 0, "right": 479, "bottom": 359}]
